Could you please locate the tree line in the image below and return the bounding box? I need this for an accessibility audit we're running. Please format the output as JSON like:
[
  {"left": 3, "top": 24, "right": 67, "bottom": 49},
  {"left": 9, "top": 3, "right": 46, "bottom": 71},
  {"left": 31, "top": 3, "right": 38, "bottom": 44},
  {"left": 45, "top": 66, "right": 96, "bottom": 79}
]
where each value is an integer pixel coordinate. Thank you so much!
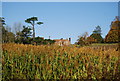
[
  {"left": 75, "top": 18, "right": 120, "bottom": 46},
  {"left": 1, "top": 16, "right": 120, "bottom": 46},
  {"left": 1, "top": 17, "right": 55, "bottom": 45},
  {"left": 75, "top": 26, "right": 104, "bottom": 46}
]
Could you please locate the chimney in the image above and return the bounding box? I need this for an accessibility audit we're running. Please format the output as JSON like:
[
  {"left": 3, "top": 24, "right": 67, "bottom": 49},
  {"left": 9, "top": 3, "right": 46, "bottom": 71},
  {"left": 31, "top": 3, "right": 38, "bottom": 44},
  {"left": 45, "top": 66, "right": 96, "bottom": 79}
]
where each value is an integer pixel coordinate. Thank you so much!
[
  {"left": 69, "top": 38, "right": 71, "bottom": 43},
  {"left": 61, "top": 38, "right": 63, "bottom": 40}
]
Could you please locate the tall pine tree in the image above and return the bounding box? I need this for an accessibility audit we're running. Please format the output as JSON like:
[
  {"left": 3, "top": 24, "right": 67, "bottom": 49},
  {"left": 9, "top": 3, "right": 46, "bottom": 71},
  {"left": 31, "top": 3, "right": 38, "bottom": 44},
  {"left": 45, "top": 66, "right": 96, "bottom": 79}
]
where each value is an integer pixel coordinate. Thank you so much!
[{"left": 89, "top": 26, "right": 103, "bottom": 43}]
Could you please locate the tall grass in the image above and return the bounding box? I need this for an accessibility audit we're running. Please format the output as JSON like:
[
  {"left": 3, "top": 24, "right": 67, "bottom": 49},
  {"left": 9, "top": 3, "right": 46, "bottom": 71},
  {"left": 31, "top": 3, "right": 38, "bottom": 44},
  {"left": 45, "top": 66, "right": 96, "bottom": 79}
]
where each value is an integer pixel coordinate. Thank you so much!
[{"left": 2, "top": 43, "right": 120, "bottom": 80}]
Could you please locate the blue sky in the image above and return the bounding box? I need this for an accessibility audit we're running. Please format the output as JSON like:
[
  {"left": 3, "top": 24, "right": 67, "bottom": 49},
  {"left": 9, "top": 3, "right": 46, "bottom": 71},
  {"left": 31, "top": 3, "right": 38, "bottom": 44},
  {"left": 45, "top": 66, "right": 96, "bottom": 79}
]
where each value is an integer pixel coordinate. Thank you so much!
[
  {"left": 1, "top": 0, "right": 120, "bottom": 2},
  {"left": 2, "top": 2, "right": 118, "bottom": 44}
]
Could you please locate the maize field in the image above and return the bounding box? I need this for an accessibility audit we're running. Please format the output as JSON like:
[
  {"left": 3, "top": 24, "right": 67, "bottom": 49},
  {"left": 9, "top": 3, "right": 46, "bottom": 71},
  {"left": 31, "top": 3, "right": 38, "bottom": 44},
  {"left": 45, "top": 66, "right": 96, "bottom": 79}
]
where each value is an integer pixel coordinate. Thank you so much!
[{"left": 2, "top": 43, "right": 120, "bottom": 80}]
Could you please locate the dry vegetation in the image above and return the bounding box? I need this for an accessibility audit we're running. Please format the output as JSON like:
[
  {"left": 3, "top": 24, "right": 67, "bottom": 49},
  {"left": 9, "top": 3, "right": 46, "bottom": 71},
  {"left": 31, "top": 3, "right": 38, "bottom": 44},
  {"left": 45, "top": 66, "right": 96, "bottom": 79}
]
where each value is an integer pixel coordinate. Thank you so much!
[{"left": 2, "top": 43, "right": 120, "bottom": 80}]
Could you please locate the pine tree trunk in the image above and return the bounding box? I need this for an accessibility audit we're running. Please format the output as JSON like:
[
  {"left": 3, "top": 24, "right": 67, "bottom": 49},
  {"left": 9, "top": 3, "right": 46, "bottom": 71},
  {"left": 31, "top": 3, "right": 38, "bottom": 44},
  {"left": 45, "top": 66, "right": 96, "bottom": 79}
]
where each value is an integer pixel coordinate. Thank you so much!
[{"left": 33, "top": 21, "right": 35, "bottom": 41}]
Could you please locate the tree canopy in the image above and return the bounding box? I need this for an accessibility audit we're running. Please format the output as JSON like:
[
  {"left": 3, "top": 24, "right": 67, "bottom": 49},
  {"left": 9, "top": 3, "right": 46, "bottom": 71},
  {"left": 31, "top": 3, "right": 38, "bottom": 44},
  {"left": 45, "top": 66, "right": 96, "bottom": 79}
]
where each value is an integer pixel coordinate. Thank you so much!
[
  {"left": 105, "top": 20, "right": 120, "bottom": 43},
  {"left": 93, "top": 25, "right": 102, "bottom": 35},
  {"left": 89, "top": 26, "right": 103, "bottom": 43},
  {"left": 0, "top": 17, "right": 6, "bottom": 26},
  {"left": 25, "top": 17, "right": 43, "bottom": 40}
]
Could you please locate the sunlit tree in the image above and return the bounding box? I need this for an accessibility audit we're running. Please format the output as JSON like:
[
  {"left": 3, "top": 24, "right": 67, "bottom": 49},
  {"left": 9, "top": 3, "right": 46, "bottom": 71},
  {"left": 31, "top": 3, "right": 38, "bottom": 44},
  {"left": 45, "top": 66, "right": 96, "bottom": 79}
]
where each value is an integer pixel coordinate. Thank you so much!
[
  {"left": 105, "top": 17, "right": 120, "bottom": 43},
  {"left": 90, "top": 26, "right": 103, "bottom": 43},
  {"left": 25, "top": 17, "right": 43, "bottom": 41}
]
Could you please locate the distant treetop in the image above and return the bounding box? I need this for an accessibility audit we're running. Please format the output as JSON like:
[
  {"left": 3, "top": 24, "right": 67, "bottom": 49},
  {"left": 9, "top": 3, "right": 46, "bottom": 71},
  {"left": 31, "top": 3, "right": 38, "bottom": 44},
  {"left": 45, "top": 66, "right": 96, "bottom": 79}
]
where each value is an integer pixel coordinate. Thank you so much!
[{"left": 93, "top": 25, "right": 102, "bottom": 35}]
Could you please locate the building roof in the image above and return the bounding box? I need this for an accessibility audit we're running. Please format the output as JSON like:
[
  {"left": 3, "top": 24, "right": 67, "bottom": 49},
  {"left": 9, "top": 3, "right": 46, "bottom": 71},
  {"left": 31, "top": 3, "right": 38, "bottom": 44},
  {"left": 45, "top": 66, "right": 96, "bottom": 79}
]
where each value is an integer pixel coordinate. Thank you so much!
[{"left": 54, "top": 39, "right": 69, "bottom": 42}]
